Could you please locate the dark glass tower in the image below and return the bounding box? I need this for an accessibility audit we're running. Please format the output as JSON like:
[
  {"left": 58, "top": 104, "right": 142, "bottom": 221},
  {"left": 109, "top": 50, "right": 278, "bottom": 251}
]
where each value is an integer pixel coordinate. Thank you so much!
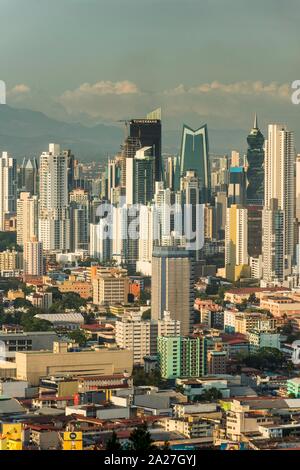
[
  {"left": 246, "top": 114, "right": 265, "bottom": 204},
  {"left": 18, "top": 157, "right": 38, "bottom": 195},
  {"left": 130, "top": 118, "right": 162, "bottom": 181}
]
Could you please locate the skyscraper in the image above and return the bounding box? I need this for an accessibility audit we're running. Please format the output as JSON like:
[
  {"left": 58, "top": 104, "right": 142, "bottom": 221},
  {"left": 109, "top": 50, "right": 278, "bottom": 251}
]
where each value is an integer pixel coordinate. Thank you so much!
[
  {"left": 19, "top": 157, "right": 38, "bottom": 195},
  {"left": 38, "top": 144, "right": 70, "bottom": 251},
  {"left": 0, "top": 152, "right": 17, "bottom": 231},
  {"left": 69, "top": 189, "right": 89, "bottom": 252},
  {"left": 262, "top": 199, "right": 285, "bottom": 283},
  {"left": 228, "top": 167, "right": 247, "bottom": 206},
  {"left": 264, "top": 124, "right": 295, "bottom": 260},
  {"left": 176, "top": 124, "right": 210, "bottom": 202},
  {"left": 247, "top": 205, "right": 263, "bottom": 259},
  {"left": 151, "top": 246, "right": 194, "bottom": 336},
  {"left": 17, "top": 192, "right": 39, "bottom": 247},
  {"left": 126, "top": 147, "right": 155, "bottom": 205},
  {"left": 246, "top": 114, "right": 265, "bottom": 204},
  {"left": 225, "top": 204, "right": 249, "bottom": 281},
  {"left": 130, "top": 111, "right": 162, "bottom": 182}
]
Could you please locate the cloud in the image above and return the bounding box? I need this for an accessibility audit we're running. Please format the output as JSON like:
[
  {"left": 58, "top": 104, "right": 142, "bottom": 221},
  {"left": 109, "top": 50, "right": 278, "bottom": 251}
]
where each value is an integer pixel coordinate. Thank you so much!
[
  {"left": 61, "top": 80, "right": 140, "bottom": 99},
  {"left": 165, "top": 81, "right": 290, "bottom": 98},
  {"left": 55, "top": 78, "right": 295, "bottom": 132},
  {"left": 58, "top": 80, "right": 142, "bottom": 119},
  {"left": 9, "top": 84, "right": 31, "bottom": 95}
]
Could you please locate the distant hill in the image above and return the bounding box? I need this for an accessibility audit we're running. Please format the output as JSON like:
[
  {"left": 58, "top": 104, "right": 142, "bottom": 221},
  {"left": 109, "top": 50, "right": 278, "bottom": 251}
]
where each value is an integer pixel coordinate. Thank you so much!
[
  {"left": 0, "top": 104, "right": 247, "bottom": 161},
  {"left": 0, "top": 104, "right": 123, "bottom": 161}
]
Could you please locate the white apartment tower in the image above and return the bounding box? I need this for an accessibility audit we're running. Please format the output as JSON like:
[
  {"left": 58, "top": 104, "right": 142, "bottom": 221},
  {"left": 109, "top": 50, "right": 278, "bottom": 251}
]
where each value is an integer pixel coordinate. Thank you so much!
[
  {"left": 264, "top": 124, "right": 295, "bottom": 259},
  {"left": 262, "top": 199, "right": 285, "bottom": 284},
  {"left": 0, "top": 152, "right": 17, "bottom": 231},
  {"left": 38, "top": 144, "right": 70, "bottom": 251}
]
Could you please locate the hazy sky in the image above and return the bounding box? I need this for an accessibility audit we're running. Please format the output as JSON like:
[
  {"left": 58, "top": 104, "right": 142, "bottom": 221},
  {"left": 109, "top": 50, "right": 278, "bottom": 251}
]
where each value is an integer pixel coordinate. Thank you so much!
[{"left": 1, "top": 0, "right": 300, "bottom": 140}]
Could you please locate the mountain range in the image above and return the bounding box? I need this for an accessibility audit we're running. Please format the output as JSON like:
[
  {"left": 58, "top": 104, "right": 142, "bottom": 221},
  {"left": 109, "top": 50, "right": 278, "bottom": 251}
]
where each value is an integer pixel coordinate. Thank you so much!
[{"left": 0, "top": 104, "right": 248, "bottom": 161}]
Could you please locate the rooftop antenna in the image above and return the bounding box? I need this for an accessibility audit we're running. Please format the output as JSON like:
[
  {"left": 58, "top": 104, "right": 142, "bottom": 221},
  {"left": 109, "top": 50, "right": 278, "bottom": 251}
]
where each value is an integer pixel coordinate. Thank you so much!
[{"left": 253, "top": 113, "right": 258, "bottom": 129}]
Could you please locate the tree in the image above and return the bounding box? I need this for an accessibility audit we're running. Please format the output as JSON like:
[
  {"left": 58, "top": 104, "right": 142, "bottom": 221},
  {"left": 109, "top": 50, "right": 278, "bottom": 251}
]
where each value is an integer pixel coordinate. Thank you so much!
[
  {"left": 142, "top": 309, "right": 151, "bottom": 320},
  {"left": 49, "top": 292, "right": 87, "bottom": 312},
  {"left": 106, "top": 431, "right": 122, "bottom": 451},
  {"left": 241, "top": 347, "right": 286, "bottom": 371},
  {"left": 132, "top": 367, "right": 163, "bottom": 387},
  {"left": 128, "top": 423, "right": 155, "bottom": 451},
  {"left": 193, "top": 387, "right": 222, "bottom": 402},
  {"left": 67, "top": 330, "right": 87, "bottom": 346},
  {"left": 46, "top": 287, "right": 63, "bottom": 302}
]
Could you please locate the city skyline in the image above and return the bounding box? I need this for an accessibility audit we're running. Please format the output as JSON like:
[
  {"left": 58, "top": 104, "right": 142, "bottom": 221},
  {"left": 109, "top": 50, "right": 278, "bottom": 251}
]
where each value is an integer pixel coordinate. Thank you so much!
[
  {"left": 2, "top": 0, "right": 300, "bottom": 454},
  {"left": 1, "top": 0, "right": 300, "bottom": 150}
]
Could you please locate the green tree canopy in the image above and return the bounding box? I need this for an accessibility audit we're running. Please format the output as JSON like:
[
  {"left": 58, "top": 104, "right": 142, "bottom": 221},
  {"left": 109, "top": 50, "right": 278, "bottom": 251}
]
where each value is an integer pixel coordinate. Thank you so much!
[
  {"left": 106, "top": 431, "right": 122, "bottom": 451},
  {"left": 127, "top": 423, "right": 155, "bottom": 451}
]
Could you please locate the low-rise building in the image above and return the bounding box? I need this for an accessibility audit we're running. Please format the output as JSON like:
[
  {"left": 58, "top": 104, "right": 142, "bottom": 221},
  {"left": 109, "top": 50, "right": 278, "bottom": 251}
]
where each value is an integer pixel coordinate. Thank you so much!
[
  {"left": 0, "top": 328, "right": 59, "bottom": 360},
  {"left": 14, "top": 341, "right": 133, "bottom": 386},
  {"left": 0, "top": 249, "right": 23, "bottom": 272},
  {"left": 207, "top": 350, "right": 227, "bottom": 375},
  {"left": 34, "top": 313, "right": 84, "bottom": 331},
  {"left": 287, "top": 378, "right": 300, "bottom": 398},
  {"left": 247, "top": 330, "right": 281, "bottom": 352}
]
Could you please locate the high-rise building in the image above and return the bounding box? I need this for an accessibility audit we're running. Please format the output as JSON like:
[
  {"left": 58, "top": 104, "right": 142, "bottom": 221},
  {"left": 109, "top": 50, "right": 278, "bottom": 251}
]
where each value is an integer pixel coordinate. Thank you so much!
[
  {"left": 175, "top": 124, "right": 210, "bottom": 202},
  {"left": 89, "top": 220, "right": 111, "bottom": 262},
  {"left": 225, "top": 204, "right": 249, "bottom": 281},
  {"left": 296, "top": 155, "right": 300, "bottom": 223},
  {"left": 264, "top": 124, "right": 295, "bottom": 259},
  {"left": 154, "top": 184, "right": 182, "bottom": 243},
  {"left": 181, "top": 169, "right": 200, "bottom": 223},
  {"left": 157, "top": 336, "right": 207, "bottom": 379},
  {"left": 204, "top": 204, "right": 216, "bottom": 241},
  {"left": 215, "top": 191, "right": 227, "bottom": 240},
  {"left": 262, "top": 199, "right": 285, "bottom": 284},
  {"left": 126, "top": 147, "right": 155, "bottom": 205},
  {"left": 64, "top": 149, "right": 75, "bottom": 192},
  {"left": 246, "top": 114, "right": 265, "bottom": 204},
  {"left": 24, "top": 238, "right": 43, "bottom": 277},
  {"left": 38, "top": 144, "right": 70, "bottom": 251},
  {"left": 247, "top": 205, "right": 263, "bottom": 258},
  {"left": 0, "top": 152, "right": 17, "bottom": 231},
  {"left": 151, "top": 246, "right": 194, "bottom": 336},
  {"left": 228, "top": 167, "right": 247, "bottom": 206},
  {"left": 69, "top": 189, "right": 89, "bottom": 252},
  {"left": 119, "top": 136, "right": 142, "bottom": 189},
  {"left": 165, "top": 156, "right": 175, "bottom": 190},
  {"left": 137, "top": 204, "right": 154, "bottom": 275},
  {"left": 18, "top": 157, "right": 38, "bottom": 195},
  {"left": 130, "top": 111, "right": 162, "bottom": 181},
  {"left": 17, "top": 192, "right": 39, "bottom": 247}
]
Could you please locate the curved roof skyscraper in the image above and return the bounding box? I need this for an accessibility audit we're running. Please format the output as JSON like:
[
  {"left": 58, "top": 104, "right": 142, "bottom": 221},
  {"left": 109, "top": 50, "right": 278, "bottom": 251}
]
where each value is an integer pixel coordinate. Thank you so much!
[{"left": 175, "top": 124, "right": 210, "bottom": 203}]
